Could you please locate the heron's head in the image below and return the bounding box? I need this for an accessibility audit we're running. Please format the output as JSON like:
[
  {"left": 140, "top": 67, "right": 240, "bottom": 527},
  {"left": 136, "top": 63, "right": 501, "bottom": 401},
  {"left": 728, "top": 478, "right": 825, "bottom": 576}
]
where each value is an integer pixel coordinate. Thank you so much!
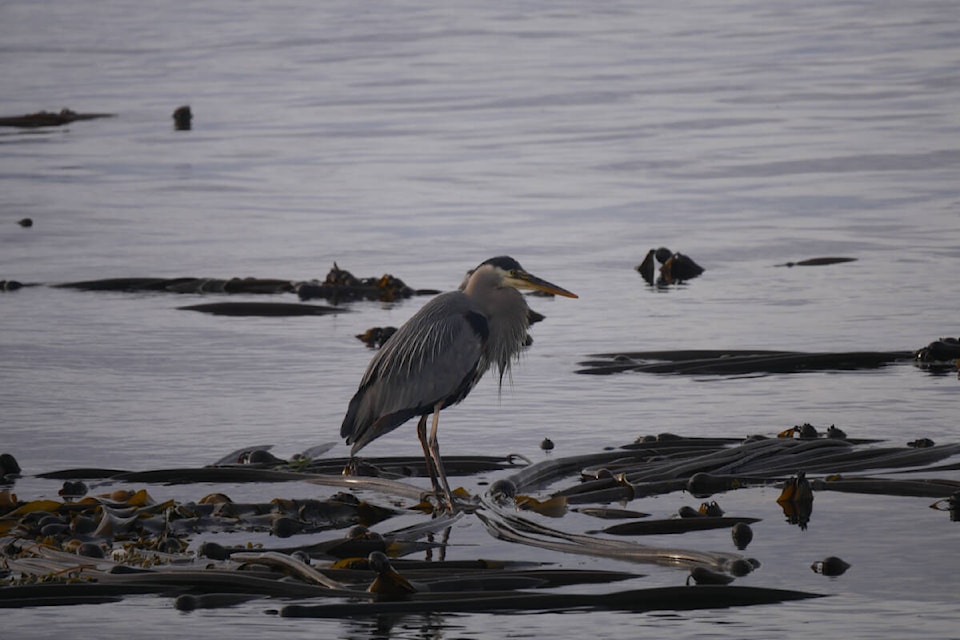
[{"left": 475, "top": 256, "right": 578, "bottom": 298}]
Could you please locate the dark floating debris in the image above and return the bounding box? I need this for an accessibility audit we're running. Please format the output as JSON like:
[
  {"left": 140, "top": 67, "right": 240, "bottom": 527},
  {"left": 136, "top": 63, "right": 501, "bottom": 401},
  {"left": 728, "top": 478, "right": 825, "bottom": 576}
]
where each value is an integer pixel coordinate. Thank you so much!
[
  {"left": 17, "top": 218, "right": 32, "bottom": 228},
  {"left": 577, "top": 349, "right": 912, "bottom": 376},
  {"left": 811, "top": 556, "right": 851, "bottom": 577},
  {"left": 775, "top": 257, "right": 858, "bottom": 268},
  {"left": 172, "top": 105, "right": 192, "bottom": 131},
  {"left": 636, "top": 247, "right": 704, "bottom": 286},
  {"left": 0, "top": 108, "right": 116, "bottom": 128},
  {"left": 0, "top": 281, "right": 24, "bottom": 292},
  {"left": 178, "top": 302, "right": 345, "bottom": 317},
  {"left": 356, "top": 326, "right": 397, "bottom": 348}
]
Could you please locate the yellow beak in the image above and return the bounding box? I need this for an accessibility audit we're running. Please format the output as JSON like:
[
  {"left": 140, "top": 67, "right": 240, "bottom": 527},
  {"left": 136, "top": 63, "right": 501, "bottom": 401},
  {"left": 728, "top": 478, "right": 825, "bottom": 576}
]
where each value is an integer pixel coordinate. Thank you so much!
[{"left": 508, "top": 271, "right": 578, "bottom": 298}]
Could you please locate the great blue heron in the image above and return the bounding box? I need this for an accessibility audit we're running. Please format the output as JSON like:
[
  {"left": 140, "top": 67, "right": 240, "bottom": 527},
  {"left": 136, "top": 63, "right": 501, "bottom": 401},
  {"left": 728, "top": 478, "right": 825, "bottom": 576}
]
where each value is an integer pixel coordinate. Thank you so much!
[{"left": 341, "top": 256, "right": 577, "bottom": 510}]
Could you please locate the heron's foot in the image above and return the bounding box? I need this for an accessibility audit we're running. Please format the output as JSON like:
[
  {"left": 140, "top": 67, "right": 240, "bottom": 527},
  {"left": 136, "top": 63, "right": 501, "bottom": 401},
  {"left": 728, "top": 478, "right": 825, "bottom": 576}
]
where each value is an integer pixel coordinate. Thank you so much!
[
  {"left": 414, "top": 488, "right": 477, "bottom": 515},
  {"left": 342, "top": 457, "right": 385, "bottom": 477},
  {"left": 341, "top": 458, "right": 360, "bottom": 477},
  {"left": 413, "top": 490, "right": 453, "bottom": 514}
]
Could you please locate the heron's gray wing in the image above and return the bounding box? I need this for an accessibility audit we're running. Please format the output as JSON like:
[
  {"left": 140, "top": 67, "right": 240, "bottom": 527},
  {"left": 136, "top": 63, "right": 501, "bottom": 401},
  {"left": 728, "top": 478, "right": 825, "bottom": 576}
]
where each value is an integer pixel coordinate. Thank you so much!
[{"left": 341, "top": 292, "right": 488, "bottom": 454}]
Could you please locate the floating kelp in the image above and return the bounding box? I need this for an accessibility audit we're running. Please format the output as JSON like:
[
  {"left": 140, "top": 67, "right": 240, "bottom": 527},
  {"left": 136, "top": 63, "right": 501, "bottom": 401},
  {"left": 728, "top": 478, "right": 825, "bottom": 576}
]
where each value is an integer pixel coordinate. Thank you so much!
[
  {"left": 4, "top": 429, "right": 958, "bottom": 616},
  {"left": 53, "top": 277, "right": 295, "bottom": 294},
  {"left": 495, "top": 433, "right": 960, "bottom": 509},
  {"left": 295, "top": 263, "right": 436, "bottom": 303},
  {"left": 777, "top": 472, "right": 814, "bottom": 529},
  {"left": 811, "top": 476, "right": 960, "bottom": 498},
  {"left": 686, "top": 566, "right": 735, "bottom": 586},
  {"left": 775, "top": 257, "right": 858, "bottom": 267},
  {"left": 1, "top": 280, "right": 25, "bottom": 291},
  {"left": 0, "top": 108, "right": 115, "bottom": 128},
  {"left": 571, "top": 506, "right": 651, "bottom": 520},
  {"left": 0, "top": 453, "right": 21, "bottom": 481},
  {"left": 596, "top": 516, "right": 761, "bottom": 537},
  {"left": 929, "top": 492, "right": 960, "bottom": 521},
  {"left": 636, "top": 247, "right": 705, "bottom": 286},
  {"left": 172, "top": 105, "right": 192, "bottom": 131},
  {"left": 914, "top": 337, "right": 960, "bottom": 370},
  {"left": 810, "top": 556, "right": 851, "bottom": 577},
  {"left": 577, "top": 349, "right": 913, "bottom": 375},
  {"left": 281, "top": 584, "right": 822, "bottom": 617},
  {"left": 178, "top": 302, "right": 345, "bottom": 317},
  {"left": 731, "top": 522, "right": 753, "bottom": 550},
  {"left": 355, "top": 326, "right": 397, "bottom": 348},
  {"left": 476, "top": 503, "right": 744, "bottom": 570}
]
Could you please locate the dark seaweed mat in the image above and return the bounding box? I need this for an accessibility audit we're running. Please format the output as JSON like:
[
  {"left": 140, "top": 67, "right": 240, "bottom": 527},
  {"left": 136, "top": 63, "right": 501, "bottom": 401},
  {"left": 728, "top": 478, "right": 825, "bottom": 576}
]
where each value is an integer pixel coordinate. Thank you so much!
[{"left": 4, "top": 432, "right": 959, "bottom": 616}]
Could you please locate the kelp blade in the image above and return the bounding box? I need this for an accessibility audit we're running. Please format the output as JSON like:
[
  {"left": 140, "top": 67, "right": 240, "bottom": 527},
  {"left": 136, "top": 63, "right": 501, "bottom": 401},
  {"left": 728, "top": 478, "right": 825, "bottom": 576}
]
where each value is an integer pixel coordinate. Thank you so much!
[{"left": 281, "top": 585, "right": 824, "bottom": 617}]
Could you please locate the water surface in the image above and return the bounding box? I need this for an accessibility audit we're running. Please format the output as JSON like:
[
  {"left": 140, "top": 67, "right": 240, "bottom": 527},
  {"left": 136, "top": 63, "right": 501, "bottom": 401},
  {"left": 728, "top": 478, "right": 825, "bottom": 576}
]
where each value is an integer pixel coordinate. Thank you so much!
[{"left": 1, "top": 0, "right": 958, "bottom": 637}]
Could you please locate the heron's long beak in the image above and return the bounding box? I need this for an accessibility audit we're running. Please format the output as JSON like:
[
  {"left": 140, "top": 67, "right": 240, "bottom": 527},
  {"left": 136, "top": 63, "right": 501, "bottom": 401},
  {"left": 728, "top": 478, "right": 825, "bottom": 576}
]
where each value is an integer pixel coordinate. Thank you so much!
[{"left": 508, "top": 271, "right": 578, "bottom": 298}]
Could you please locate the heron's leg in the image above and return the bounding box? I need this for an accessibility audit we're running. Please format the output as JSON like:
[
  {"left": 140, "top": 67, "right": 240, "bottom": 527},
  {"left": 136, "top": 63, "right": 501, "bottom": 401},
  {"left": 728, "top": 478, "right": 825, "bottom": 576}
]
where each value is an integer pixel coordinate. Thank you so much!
[
  {"left": 416, "top": 414, "right": 444, "bottom": 499},
  {"left": 427, "top": 403, "right": 455, "bottom": 511}
]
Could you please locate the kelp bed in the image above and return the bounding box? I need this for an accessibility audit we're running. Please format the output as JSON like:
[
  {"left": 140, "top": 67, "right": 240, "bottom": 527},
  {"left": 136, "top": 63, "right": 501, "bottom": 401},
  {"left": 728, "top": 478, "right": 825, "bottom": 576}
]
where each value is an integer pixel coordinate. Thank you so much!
[{"left": 3, "top": 430, "right": 959, "bottom": 618}]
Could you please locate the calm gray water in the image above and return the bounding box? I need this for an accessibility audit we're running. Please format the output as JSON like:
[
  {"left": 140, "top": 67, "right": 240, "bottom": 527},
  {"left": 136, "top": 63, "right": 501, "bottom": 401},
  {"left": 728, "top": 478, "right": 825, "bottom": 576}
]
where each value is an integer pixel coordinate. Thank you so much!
[{"left": 2, "top": 0, "right": 959, "bottom": 638}]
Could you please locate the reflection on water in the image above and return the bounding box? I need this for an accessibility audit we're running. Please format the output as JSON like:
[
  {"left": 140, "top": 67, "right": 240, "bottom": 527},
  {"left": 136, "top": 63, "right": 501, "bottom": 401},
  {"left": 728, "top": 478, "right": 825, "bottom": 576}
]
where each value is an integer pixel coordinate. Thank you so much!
[{"left": 341, "top": 613, "right": 450, "bottom": 640}]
